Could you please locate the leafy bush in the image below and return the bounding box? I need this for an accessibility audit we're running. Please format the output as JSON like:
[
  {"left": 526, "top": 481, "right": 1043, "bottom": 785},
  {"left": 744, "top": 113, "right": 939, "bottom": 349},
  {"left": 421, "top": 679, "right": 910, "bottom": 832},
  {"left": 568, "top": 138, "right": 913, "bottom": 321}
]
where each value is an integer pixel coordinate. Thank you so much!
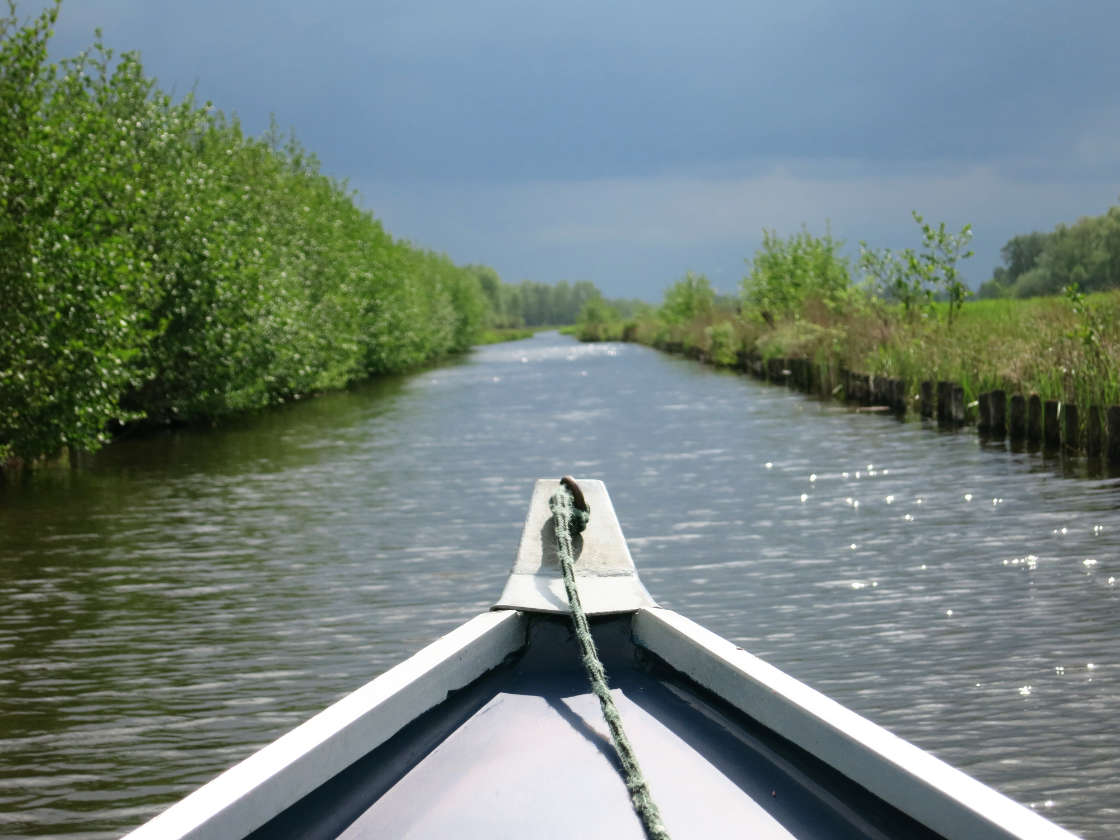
[
  {"left": 860, "top": 212, "right": 973, "bottom": 325},
  {"left": 978, "top": 204, "right": 1120, "bottom": 299},
  {"left": 742, "top": 225, "right": 851, "bottom": 323},
  {"left": 0, "top": 2, "right": 495, "bottom": 462},
  {"left": 660, "top": 272, "right": 715, "bottom": 325}
]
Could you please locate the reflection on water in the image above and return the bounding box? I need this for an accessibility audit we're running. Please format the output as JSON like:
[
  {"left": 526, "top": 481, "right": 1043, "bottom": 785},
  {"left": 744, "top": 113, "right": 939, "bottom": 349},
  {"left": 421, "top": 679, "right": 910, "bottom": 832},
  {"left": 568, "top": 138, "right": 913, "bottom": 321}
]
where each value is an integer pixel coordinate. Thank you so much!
[{"left": 1, "top": 332, "right": 1117, "bottom": 839}]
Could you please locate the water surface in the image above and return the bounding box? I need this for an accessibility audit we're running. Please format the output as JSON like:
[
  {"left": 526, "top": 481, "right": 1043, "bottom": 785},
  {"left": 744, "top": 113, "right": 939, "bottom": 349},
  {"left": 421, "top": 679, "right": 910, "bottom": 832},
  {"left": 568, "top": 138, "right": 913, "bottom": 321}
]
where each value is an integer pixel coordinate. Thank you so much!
[{"left": 1, "top": 332, "right": 1117, "bottom": 838}]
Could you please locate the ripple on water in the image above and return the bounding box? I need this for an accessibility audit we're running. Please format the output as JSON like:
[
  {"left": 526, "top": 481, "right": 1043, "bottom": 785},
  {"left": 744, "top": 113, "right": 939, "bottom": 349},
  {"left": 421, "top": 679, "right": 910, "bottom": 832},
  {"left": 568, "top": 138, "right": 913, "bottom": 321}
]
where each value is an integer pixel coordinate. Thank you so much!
[{"left": 1, "top": 331, "right": 1117, "bottom": 840}]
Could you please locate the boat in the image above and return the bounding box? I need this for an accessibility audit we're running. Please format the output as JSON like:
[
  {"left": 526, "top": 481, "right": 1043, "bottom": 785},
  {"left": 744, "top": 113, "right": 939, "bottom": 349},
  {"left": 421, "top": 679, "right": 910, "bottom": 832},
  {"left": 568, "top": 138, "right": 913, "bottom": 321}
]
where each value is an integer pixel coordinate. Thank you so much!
[{"left": 124, "top": 478, "right": 1079, "bottom": 839}]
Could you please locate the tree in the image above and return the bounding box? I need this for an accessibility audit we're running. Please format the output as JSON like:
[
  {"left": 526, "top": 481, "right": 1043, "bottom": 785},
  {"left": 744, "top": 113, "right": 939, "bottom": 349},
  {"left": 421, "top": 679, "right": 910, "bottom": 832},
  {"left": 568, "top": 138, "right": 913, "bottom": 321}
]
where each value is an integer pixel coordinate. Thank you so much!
[
  {"left": 661, "top": 272, "right": 715, "bottom": 325},
  {"left": 912, "top": 212, "right": 974, "bottom": 326},
  {"left": 742, "top": 225, "right": 851, "bottom": 323}
]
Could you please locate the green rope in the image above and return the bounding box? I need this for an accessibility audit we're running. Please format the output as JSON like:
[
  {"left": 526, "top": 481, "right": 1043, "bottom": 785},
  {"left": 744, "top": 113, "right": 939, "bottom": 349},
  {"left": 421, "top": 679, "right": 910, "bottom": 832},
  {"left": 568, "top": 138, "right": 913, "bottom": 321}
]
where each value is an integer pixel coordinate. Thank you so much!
[{"left": 549, "top": 481, "right": 671, "bottom": 840}]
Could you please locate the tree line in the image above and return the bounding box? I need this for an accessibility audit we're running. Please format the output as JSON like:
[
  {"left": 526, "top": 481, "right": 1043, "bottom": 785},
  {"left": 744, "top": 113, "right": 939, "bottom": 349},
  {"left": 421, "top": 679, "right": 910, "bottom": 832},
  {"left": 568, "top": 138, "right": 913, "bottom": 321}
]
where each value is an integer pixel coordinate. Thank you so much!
[
  {"left": 978, "top": 202, "right": 1120, "bottom": 299},
  {"left": 0, "top": 3, "right": 598, "bottom": 464},
  {"left": 469, "top": 271, "right": 606, "bottom": 328}
]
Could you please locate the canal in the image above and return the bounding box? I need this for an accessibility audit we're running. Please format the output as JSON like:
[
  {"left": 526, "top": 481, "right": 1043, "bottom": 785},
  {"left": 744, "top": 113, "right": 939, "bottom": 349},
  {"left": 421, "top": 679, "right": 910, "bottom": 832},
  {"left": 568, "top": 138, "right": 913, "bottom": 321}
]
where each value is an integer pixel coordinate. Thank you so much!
[{"left": 1, "top": 331, "right": 1117, "bottom": 839}]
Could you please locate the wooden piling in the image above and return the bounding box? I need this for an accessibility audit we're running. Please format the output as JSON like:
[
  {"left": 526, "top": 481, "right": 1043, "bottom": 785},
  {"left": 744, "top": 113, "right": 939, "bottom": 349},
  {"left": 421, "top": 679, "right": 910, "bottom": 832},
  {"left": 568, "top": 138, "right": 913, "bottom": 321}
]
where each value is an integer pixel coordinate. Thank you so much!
[
  {"left": 978, "top": 393, "right": 992, "bottom": 433},
  {"left": 1027, "top": 395, "right": 1042, "bottom": 443},
  {"left": 892, "top": 379, "right": 907, "bottom": 416},
  {"left": 990, "top": 390, "right": 1007, "bottom": 437},
  {"left": 951, "top": 385, "right": 964, "bottom": 425},
  {"left": 936, "top": 381, "right": 951, "bottom": 424},
  {"left": 1064, "top": 404, "right": 1080, "bottom": 453},
  {"left": 1009, "top": 394, "right": 1026, "bottom": 440},
  {"left": 1108, "top": 407, "right": 1120, "bottom": 463},
  {"left": 1087, "top": 406, "right": 1103, "bottom": 457},
  {"left": 870, "top": 375, "right": 883, "bottom": 405},
  {"left": 1043, "top": 401, "right": 1060, "bottom": 449},
  {"left": 920, "top": 381, "right": 934, "bottom": 418},
  {"left": 767, "top": 357, "right": 783, "bottom": 382}
]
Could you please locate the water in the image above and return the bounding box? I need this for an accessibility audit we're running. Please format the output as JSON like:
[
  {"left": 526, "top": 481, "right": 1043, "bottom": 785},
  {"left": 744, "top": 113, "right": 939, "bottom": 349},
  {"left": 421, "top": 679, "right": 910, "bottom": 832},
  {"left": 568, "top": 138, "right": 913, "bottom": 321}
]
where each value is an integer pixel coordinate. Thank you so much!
[{"left": 1, "top": 331, "right": 1117, "bottom": 839}]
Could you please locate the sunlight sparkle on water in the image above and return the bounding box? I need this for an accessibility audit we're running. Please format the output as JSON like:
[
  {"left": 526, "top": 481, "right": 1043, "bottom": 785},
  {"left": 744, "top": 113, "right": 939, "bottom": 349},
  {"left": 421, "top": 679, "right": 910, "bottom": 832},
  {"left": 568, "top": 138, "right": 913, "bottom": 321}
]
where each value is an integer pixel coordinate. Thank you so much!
[
  {"left": 1019, "top": 685, "right": 1032, "bottom": 696},
  {"left": 964, "top": 493, "right": 973, "bottom": 502}
]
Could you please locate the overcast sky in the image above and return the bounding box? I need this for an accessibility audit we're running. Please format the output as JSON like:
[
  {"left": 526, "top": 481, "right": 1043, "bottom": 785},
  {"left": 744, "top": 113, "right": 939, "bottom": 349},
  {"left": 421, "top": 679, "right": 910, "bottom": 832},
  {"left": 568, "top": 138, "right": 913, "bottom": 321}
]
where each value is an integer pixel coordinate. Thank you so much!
[{"left": 25, "top": 0, "right": 1120, "bottom": 299}]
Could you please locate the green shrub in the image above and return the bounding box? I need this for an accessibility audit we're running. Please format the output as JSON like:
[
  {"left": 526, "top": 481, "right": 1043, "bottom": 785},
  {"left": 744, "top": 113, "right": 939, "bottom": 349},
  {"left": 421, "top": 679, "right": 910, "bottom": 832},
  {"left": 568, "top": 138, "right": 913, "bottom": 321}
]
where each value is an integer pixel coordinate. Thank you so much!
[
  {"left": 0, "top": 2, "right": 497, "bottom": 462},
  {"left": 742, "top": 225, "right": 851, "bottom": 322}
]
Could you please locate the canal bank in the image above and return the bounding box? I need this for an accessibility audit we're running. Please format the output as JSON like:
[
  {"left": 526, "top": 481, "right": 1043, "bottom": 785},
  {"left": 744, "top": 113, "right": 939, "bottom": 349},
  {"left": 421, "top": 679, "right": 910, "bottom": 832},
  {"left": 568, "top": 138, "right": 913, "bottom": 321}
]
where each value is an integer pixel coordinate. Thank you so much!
[{"left": 586, "top": 332, "right": 1120, "bottom": 477}]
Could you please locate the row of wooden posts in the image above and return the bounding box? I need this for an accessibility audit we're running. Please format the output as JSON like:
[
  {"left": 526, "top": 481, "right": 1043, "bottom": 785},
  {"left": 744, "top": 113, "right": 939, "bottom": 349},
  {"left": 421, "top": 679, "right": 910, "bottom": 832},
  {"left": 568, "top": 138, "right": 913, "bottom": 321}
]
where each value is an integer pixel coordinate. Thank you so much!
[{"left": 734, "top": 352, "right": 1120, "bottom": 462}]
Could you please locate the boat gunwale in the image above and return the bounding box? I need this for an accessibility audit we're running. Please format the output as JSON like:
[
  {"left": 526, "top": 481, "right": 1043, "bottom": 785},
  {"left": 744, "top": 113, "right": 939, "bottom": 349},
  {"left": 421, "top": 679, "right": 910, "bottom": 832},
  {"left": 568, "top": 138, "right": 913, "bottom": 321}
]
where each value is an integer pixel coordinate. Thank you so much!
[
  {"left": 121, "top": 609, "right": 527, "bottom": 840},
  {"left": 632, "top": 606, "right": 1080, "bottom": 840}
]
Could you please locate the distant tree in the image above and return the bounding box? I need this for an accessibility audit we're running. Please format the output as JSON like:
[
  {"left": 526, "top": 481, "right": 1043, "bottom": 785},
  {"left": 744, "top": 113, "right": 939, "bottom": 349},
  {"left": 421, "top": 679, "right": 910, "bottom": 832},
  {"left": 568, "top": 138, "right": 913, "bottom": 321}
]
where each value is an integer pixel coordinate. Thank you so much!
[
  {"left": 984, "top": 203, "right": 1120, "bottom": 298},
  {"left": 1000, "top": 231, "right": 1049, "bottom": 284},
  {"left": 468, "top": 265, "right": 503, "bottom": 319},
  {"left": 743, "top": 225, "right": 850, "bottom": 323},
  {"left": 661, "top": 272, "right": 715, "bottom": 325}
]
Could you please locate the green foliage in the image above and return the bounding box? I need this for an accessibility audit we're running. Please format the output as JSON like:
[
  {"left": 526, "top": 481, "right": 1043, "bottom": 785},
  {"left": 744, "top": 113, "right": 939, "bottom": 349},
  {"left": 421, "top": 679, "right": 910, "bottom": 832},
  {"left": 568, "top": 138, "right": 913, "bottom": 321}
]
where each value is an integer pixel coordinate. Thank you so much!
[
  {"left": 913, "top": 212, "right": 974, "bottom": 325},
  {"left": 979, "top": 204, "right": 1120, "bottom": 299},
  {"left": 703, "top": 321, "right": 738, "bottom": 366},
  {"left": 741, "top": 225, "right": 851, "bottom": 323},
  {"left": 660, "top": 272, "right": 715, "bottom": 325},
  {"left": 575, "top": 294, "right": 628, "bottom": 341},
  {"left": 860, "top": 212, "right": 973, "bottom": 326},
  {"left": 0, "top": 2, "right": 503, "bottom": 462},
  {"left": 859, "top": 242, "right": 932, "bottom": 318},
  {"left": 488, "top": 279, "right": 602, "bottom": 328}
]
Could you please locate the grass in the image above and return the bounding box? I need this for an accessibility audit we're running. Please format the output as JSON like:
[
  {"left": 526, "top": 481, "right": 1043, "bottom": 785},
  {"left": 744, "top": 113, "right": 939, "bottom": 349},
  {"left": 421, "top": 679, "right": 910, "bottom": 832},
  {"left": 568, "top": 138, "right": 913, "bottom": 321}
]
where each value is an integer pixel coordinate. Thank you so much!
[
  {"left": 473, "top": 327, "right": 539, "bottom": 345},
  {"left": 582, "top": 290, "right": 1120, "bottom": 413}
]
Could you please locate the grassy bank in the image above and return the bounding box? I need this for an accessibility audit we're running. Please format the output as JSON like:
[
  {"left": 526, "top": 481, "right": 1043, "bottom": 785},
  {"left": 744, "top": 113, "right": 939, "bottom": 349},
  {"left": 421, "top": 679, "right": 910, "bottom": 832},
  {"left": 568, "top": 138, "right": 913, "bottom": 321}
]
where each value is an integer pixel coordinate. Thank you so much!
[
  {"left": 578, "top": 221, "right": 1120, "bottom": 442},
  {"left": 473, "top": 327, "right": 539, "bottom": 345},
  {"left": 593, "top": 292, "right": 1120, "bottom": 410}
]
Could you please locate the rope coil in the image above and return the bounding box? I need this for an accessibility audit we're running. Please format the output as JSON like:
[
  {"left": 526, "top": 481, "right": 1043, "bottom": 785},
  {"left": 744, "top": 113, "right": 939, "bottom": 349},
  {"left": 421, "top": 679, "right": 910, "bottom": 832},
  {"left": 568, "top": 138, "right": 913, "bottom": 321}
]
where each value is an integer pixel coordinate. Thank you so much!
[{"left": 550, "top": 478, "right": 671, "bottom": 840}]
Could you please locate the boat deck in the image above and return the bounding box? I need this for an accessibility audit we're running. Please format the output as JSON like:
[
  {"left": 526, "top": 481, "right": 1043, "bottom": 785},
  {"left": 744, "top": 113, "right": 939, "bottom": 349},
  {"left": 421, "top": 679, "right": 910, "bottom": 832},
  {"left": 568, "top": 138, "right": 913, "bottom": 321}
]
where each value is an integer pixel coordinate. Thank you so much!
[{"left": 249, "top": 615, "right": 944, "bottom": 840}]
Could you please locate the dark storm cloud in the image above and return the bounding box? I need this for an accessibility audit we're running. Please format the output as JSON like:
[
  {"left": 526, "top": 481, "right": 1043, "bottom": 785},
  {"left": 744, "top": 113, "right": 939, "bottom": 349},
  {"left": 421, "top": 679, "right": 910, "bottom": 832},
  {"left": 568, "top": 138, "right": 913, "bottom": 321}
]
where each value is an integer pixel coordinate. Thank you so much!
[{"left": 23, "top": 0, "right": 1120, "bottom": 296}]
